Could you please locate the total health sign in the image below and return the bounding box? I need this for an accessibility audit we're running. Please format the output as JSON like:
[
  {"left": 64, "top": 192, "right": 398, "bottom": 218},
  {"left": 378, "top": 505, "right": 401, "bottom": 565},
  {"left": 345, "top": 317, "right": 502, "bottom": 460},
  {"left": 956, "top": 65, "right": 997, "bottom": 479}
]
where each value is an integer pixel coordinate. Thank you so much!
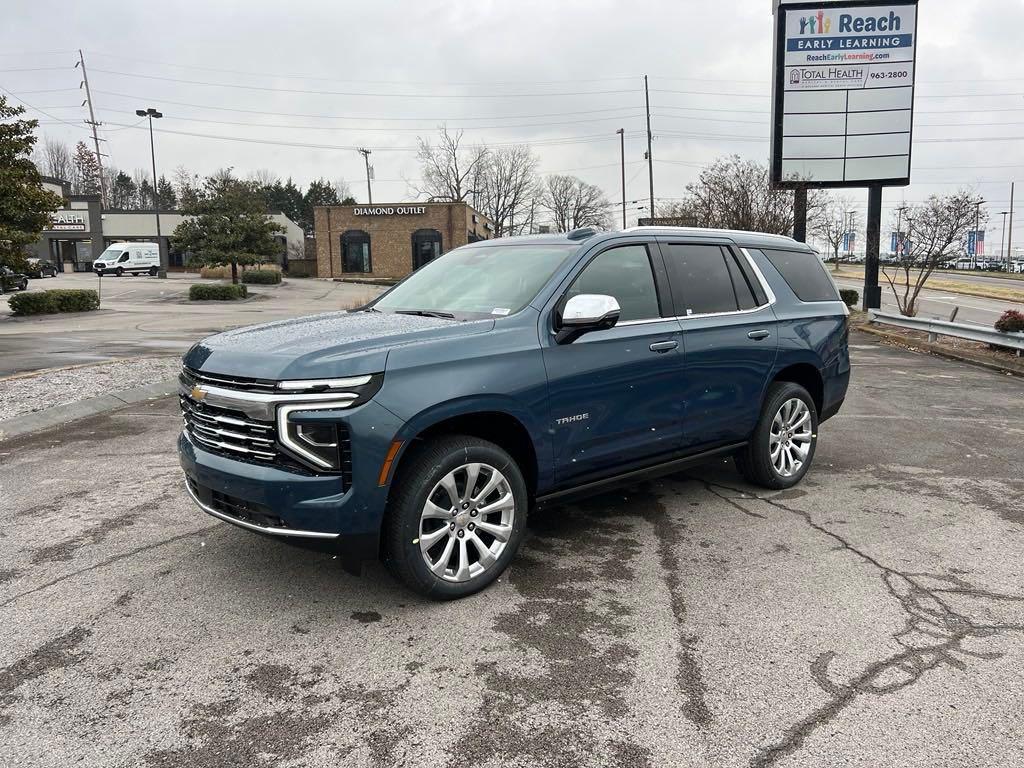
[{"left": 770, "top": 1, "right": 918, "bottom": 188}]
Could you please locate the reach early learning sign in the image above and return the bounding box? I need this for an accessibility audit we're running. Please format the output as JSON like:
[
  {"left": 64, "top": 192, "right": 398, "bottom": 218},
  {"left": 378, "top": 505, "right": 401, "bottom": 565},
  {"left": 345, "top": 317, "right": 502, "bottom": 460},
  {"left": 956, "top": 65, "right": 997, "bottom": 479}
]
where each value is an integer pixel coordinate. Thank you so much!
[{"left": 770, "top": 1, "right": 918, "bottom": 188}]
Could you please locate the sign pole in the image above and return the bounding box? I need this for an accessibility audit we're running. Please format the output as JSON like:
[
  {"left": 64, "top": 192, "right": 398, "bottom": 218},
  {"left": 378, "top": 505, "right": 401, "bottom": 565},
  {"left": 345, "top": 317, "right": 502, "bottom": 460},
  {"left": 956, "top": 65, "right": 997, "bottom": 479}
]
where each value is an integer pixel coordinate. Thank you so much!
[
  {"left": 792, "top": 186, "right": 808, "bottom": 243},
  {"left": 863, "top": 184, "right": 883, "bottom": 311}
]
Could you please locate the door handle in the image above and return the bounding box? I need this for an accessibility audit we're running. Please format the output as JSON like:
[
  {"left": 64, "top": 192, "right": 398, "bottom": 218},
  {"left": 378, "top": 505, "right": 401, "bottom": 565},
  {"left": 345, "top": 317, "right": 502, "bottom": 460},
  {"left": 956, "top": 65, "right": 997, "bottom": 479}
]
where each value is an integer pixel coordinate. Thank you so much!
[
  {"left": 747, "top": 330, "right": 771, "bottom": 340},
  {"left": 649, "top": 340, "right": 678, "bottom": 352}
]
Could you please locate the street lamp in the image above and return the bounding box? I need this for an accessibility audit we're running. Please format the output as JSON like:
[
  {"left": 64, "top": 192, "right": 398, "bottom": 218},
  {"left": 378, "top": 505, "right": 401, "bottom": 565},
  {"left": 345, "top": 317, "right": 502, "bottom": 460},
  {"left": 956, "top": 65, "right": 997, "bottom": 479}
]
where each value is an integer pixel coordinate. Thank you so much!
[
  {"left": 136, "top": 107, "right": 165, "bottom": 277},
  {"left": 1000, "top": 211, "right": 1010, "bottom": 271},
  {"left": 615, "top": 128, "right": 625, "bottom": 229}
]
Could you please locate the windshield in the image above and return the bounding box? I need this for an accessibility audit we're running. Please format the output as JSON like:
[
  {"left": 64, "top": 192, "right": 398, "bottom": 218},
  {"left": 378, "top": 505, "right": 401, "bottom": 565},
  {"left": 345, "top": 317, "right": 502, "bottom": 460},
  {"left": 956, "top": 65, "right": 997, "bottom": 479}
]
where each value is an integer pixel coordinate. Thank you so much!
[
  {"left": 97, "top": 247, "right": 123, "bottom": 261},
  {"left": 372, "top": 243, "right": 577, "bottom": 319}
]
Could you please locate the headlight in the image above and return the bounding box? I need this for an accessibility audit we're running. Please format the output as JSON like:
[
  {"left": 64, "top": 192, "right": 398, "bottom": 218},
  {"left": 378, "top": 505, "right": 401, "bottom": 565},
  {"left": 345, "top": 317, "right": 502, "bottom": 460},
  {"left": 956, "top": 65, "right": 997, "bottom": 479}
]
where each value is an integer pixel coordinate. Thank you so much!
[{"left": 279, "top": 407, "right": 343, "bottom": 470}]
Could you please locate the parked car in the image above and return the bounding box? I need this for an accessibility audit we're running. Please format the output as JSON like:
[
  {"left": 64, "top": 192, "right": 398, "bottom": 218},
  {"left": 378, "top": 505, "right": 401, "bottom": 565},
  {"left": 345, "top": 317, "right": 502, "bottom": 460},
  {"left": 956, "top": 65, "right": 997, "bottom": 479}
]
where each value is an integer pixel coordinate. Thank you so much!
[
  {"left": 93, "top": 242, "right": 160, "bottom": 276},
  {"left": 0, "top": 265, "right": 29, "bottom": 293},
  {"left": 178, "top": 227, "right": 851, "bottom": 598},
  {"left": 25, "top": 258, "right": 58, "bottom": 278}
]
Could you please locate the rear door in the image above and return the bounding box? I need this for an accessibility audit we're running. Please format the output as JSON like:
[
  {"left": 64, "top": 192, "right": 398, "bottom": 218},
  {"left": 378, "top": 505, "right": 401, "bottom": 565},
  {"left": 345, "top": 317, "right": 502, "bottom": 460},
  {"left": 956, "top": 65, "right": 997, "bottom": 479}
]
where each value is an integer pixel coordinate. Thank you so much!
[
  {"left": 541, "top": 240, "right": 684, "bottom": 485},
  {"left": 658, "top": 240, "right": 778, "bottom": 450}
]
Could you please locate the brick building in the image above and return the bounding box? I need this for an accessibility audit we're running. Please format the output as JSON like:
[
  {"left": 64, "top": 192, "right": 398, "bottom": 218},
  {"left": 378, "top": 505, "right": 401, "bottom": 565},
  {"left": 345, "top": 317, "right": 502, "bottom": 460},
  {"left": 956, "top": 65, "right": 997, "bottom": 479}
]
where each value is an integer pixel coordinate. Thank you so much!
[{"left": 313, "top": 202, "right": 492, "bottom": 280}]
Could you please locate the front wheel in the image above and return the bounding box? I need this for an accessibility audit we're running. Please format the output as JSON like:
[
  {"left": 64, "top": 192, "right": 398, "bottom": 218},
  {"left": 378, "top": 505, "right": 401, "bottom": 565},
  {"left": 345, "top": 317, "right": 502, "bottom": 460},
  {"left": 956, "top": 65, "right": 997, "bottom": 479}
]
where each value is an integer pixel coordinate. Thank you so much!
[
  {"left": 384, "top": 435, "right": 527, "bottom": 599},
  {"left": 115, "top": 267, "right": 124, "bottom": 277},
  {"left": 18, "top": 280, "right": 28, "bottom": 291},
  {"left": 735, "top": 382, "right": 818, "bottom": 490}
]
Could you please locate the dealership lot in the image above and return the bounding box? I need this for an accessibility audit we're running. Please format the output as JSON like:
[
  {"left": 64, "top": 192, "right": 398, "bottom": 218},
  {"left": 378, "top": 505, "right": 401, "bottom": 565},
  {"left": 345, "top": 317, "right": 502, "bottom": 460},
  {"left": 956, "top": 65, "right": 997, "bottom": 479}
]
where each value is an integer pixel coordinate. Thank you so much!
[{"left": 1, "top": 335, "right": 1022, "bottom": 768}]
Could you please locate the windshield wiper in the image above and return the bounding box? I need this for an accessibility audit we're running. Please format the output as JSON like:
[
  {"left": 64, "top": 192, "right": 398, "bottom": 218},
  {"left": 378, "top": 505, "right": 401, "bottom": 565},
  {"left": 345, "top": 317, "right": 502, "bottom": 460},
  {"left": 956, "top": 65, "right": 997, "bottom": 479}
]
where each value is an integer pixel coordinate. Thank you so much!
[{"left": 394, "top": 309, "right": 456, "bottom": 319}]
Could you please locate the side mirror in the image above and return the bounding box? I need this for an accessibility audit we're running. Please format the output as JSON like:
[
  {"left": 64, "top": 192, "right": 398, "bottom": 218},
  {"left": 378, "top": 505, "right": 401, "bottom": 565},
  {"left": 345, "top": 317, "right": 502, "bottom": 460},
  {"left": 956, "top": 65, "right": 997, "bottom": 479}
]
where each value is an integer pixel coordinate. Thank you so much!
[{"left": 556, "top": 294, "right": 621, "bottom": 344}]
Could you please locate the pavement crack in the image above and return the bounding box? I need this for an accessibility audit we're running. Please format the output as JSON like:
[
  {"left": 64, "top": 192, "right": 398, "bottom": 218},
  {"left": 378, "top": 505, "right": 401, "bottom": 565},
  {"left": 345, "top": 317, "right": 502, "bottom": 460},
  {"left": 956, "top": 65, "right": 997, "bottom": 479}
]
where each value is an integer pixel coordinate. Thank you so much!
[{"left": 701, "top": 480, "right": 1024, "bottom": 768}]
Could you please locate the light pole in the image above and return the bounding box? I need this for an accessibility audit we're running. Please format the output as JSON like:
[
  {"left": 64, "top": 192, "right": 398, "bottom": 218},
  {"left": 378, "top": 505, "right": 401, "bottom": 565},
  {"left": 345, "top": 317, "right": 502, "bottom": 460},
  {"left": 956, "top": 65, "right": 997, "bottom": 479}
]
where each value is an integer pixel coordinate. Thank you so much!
[
  {"left": 136, "top": 107, "right": 165, "bottom": 278},
  {"left": 616, "top": 128, "right": 625, "bottom": 229}
]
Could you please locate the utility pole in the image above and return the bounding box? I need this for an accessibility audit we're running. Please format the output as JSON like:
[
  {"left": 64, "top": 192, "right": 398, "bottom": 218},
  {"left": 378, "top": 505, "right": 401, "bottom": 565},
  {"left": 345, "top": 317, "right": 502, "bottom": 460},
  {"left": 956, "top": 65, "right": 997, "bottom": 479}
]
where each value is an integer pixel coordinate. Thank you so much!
[
  {"left": 76, "top": 50, "right": 107, "bottom": 207},
  {"left": 616, "top": 128, "right": 626, "bottom": 229},
  {"left": 357, "top": 148, "right": 373, "bottom": 204},
  {"left": 643, "top": 75, "right": 654, "bottom": 219},
  {"left": 1000, "top": 211, "right": 1010, "bottom": 269}
]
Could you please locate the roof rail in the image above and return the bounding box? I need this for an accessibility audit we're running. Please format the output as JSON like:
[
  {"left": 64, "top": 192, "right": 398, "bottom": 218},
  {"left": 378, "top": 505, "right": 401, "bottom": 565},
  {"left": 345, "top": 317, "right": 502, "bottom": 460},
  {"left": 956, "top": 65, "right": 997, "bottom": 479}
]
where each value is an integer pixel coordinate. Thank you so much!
[{"left": 566, "top": 227, "right": 598, "bottom": 241}]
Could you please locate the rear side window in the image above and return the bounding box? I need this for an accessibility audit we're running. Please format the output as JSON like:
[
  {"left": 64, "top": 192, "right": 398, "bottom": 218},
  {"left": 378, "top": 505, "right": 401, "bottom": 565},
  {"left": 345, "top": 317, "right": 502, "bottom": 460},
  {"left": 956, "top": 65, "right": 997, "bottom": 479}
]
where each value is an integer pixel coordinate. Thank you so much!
[
  {"left": 663, "top": 244, "right": 748, "bottom": 315},
  {"left": 760, "top": 249, "right": 839, "bottom": 302}
]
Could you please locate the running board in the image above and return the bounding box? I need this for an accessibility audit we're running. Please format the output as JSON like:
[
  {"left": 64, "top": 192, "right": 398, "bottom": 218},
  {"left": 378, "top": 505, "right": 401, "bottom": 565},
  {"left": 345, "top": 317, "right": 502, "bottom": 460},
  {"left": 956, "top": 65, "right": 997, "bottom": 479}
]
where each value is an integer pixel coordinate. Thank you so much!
[{"left": 535, "top": 442, "right": 746, "bottom": 506}]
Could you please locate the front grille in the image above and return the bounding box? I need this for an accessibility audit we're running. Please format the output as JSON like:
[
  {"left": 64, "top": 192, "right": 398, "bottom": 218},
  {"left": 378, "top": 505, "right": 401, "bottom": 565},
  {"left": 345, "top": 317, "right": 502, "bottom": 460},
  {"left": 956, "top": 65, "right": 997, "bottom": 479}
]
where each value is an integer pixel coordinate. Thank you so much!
[
  {"left": 183, "top": 365, "right": 278, "bottom": 393},
  {"left": 180, "top": 395, "right": 278, "bottom": 464}
]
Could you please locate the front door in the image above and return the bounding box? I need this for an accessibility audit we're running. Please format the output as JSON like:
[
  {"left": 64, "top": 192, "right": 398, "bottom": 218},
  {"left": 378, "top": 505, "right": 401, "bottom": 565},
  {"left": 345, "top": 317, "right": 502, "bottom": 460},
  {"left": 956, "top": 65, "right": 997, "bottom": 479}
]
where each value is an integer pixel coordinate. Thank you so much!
[
  {"left": 541, "top": 242, "right": 684, "bottom": 486},
  {"left": 412, "top": 230, "right": 442, "bottom": 271},
  {"left": 658, "top": 241, "right": 778, "bottom": 450}
]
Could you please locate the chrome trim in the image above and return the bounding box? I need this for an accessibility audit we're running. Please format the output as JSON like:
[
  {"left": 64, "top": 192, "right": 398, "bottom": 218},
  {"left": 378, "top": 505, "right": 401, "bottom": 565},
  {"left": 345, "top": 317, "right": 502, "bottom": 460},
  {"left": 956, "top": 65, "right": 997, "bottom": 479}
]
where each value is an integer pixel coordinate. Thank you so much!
[
  {"left": 188, "top": 430, "right": 276, "bottom": 460},
  {"left": 188, "top": 422, "right": 275, "bottom": 446},
  {"left": 183, "top": 474, "right": 339, "bottom": 540},
  {"left": 277, "top": 402, "right": 356, "bottom": 469},
  {"left": 184, "top": 407, "right": 272, "bottom": 433},
  {"left": 178, "top": 380, "right": 358, "bottom": 421},
  {"left": 278, "top": 375, "right": 372, "bottom": 391},
  {"left": 187, "top": 382, "right": 359, "bottom": 405}
]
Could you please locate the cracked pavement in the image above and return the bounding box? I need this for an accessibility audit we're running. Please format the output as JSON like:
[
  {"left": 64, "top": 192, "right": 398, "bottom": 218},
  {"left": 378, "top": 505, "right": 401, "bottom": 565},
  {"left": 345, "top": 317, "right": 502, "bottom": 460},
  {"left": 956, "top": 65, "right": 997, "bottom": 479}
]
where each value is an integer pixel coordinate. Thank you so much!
[{"left": 2, "top": 332, "right": 1023, "bottom": 767}]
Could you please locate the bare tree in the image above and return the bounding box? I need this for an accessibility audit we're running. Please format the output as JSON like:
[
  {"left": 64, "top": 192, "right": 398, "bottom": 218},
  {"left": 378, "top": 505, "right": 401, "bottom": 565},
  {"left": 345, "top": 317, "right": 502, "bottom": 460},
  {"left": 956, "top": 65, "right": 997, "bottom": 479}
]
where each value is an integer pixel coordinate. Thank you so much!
[
  {"left": 478, "top": 145, "right": 540, "bottom": 237},
  {"left": 413, "top": 126, "right": 489, "bottom": 202},
  {"left": 667, "top": 155, "right": 825, "bottom": 236},
  {"left": 813, "top": 194, "right": 856, "bottom": 271},
  {"left": 40, "top": 136, "right": 74, "bottom": 182},
  {"left": 882, "top": 190, "right": 984, "bottom": 317},
  {"left": 541, "top": 174, "right": 611, "bottom": 232},
  {"left": 249, "top": 168, "right": 279, "bottom": 188}
]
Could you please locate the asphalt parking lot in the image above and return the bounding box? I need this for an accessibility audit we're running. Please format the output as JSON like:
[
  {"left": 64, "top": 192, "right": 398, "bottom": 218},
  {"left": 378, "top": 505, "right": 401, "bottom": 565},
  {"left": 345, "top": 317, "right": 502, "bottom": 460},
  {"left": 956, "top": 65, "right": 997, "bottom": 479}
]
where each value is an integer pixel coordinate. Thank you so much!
[
  {"left": 2, "top": 334, "right": 1023, "bottom": 768},
  {"left": 0, "top": 273, "right": 381, "bottom": 377}
]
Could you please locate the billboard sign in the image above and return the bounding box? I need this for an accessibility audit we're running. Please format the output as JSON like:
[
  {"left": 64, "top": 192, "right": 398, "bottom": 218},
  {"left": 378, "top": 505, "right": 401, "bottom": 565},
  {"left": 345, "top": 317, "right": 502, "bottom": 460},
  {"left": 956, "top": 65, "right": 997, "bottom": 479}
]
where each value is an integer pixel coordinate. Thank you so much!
[{"left": 770, "top": 1, "right": 919, "bottom": 188}]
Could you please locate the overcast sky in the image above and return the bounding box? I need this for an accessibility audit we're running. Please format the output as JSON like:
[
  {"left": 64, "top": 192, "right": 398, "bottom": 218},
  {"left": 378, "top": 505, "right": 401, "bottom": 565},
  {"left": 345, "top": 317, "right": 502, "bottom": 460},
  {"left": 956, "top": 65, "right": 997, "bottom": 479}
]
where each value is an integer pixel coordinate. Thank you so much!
[{"left": 3, "top": 0, "right": 1022, "bottom": 245}]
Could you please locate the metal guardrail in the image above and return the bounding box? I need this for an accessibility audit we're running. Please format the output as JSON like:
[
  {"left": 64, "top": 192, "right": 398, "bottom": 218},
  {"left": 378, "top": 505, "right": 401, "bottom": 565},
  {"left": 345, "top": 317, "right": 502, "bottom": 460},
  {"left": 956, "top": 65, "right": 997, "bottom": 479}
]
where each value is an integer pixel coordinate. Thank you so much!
[{"left": 868, "top": 310, "right": 1024, "bottom": 355}]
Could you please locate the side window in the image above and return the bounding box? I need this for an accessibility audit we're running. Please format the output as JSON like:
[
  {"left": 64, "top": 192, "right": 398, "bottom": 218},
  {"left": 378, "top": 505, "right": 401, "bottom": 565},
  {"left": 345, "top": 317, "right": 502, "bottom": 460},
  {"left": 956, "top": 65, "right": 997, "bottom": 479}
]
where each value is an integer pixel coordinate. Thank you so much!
[
  {"left": 724, "top": 251, "right": 758, "bottom": 310},
  {"left": 566, "top": 244, "right": 660, "bottom": 322},
  {"left": 663, "top": 244, "right": 739, "bottom": 315},
  {"left": 760, "top": 249, "right": 840, "bottom": 302},
  {"left": 119, "top": 252, "right": 130, "bottom": 263}
]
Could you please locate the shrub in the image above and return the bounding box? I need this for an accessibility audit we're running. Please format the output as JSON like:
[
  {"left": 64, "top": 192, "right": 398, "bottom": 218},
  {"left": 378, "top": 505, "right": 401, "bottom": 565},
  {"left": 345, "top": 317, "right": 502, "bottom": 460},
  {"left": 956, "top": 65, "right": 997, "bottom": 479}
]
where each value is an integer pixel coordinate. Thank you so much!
[
  {"left": 838, "top": 289, "right": 859, "bottom": 308},
  {"left": 189, "top": 283, "right": 248, "bottom": 301},
  {"left": 8, "top": 289, "right": 99, "bottom": 315},
  {"left": 241, "top": 269, "right": 282, "bottom": 285},
  {"left": 199, "top": 263, "right": 280, "bottom": 279},
  {"left": 994, "top": 309, "right": 1024, "bottom": 334}
]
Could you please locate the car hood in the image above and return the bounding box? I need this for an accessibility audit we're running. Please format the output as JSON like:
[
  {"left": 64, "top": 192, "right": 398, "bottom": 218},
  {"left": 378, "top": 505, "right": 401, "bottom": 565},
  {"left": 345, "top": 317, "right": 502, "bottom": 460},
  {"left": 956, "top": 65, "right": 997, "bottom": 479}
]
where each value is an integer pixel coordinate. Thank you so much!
[{"left": 183, "top": 310, "right": 495, "bottom": 380}]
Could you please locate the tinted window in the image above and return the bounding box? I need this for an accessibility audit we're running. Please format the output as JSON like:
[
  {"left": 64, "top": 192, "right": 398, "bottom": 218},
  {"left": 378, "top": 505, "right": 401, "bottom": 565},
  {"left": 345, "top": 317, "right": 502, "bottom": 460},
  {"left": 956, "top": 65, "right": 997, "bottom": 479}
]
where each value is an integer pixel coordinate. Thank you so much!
[
  {"left": 761, "top": 249, "right": 840, "bottom": 302},
  {"left": 341, "top": 230, "right": 371, "bottom": 273},
  {"left": 567, "top": 245, "right": 660, "bottom": 322},
  {"left": 724, "top": 250, "right": 757, "bottom": 310},
  {"left": 663, "top": 244, "right": 738, "bottom": 315}
]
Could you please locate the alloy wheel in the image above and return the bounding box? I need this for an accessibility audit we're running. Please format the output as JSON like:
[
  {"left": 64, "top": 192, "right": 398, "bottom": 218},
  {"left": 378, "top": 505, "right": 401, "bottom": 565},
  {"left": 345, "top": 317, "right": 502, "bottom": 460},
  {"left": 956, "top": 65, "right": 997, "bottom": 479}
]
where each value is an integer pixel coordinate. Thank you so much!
[
  {"left": 769, "top": 398, "right": 813, "bottom": 477},
  {"left": 418, "top": 462, "right": 515, "bottom": 583}
]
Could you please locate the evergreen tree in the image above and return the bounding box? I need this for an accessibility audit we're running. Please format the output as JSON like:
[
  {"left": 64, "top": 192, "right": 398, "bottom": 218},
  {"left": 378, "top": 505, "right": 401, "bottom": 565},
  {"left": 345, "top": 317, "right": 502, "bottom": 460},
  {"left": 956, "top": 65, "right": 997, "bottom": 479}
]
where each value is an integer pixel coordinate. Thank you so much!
[
  {"left": 110, "top": 171, "right": 137, "bottom": 209},
  {"left": 156, "top": 175, "right": 177, "bottom": 210},
  {"left": 173, "top": 175, "right": 284, "bottom": 284},
  {"left": 0, "top": 95, "right": 64, "bottom": 271},
  {"left": 72, "top": 141, "right": 102, "bottom": 195},
  {"left": 301, "top": 178, "right": 340, "bottom": 234}
]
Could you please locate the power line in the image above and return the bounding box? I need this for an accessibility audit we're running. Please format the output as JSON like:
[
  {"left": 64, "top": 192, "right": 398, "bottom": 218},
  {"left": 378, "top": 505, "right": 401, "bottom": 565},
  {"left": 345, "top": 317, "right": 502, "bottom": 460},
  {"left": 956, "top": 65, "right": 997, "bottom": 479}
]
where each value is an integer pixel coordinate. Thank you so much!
[{"left": 88, "top": 68, "right": 639, "bottom": 98}]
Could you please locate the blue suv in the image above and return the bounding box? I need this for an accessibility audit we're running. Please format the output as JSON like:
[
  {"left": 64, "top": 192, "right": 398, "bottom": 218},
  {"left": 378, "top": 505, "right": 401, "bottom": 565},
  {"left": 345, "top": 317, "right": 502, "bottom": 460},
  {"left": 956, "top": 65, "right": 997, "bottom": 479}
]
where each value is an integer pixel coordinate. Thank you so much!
[{"left": 179, "top": 227, "right": 850, "bottom": 598}]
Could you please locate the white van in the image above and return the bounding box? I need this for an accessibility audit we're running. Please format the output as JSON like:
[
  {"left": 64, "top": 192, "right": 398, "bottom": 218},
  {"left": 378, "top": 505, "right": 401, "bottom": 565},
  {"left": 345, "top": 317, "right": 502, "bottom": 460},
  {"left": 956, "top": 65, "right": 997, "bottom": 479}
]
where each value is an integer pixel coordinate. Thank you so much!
[{"left": 93, "top": 242, "right": 160, "bottom": 276}]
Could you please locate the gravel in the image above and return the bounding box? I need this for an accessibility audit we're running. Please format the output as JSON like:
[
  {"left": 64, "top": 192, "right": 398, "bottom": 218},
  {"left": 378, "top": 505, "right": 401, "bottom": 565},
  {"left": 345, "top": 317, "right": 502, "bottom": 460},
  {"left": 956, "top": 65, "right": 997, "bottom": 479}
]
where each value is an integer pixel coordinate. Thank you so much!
[{"left": 0, "top": 357, "right": 181, "bottom": 423}]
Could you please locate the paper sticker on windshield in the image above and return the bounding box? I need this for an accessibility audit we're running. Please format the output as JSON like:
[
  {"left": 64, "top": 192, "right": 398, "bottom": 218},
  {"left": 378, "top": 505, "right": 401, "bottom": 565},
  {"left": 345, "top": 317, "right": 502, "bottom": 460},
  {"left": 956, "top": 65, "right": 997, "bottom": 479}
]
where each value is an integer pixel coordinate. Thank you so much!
[{"left": 491, "top": 308, "right": 511, "bottom": 316}]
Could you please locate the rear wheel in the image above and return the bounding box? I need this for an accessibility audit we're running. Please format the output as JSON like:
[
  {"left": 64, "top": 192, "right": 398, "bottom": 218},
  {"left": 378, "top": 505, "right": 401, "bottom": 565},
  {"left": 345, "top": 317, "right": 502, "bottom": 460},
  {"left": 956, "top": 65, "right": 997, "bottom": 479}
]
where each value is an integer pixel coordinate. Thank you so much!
[
  {"left": 736, "top": 382, "right": 818, "bottom": 490},
  {"left": 384, "top": 435, "right": 527, "bottom": 599},
  {"left": 149, "top": 266, "right": 158, "bottom": 276}
]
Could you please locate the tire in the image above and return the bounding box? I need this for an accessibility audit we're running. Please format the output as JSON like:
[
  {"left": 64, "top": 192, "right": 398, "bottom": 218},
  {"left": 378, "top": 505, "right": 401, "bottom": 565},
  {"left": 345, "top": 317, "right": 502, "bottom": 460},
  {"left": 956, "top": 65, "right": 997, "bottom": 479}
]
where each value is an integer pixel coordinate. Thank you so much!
[
  {"left": 735, "top": 381, "right": 818, "bottom": 490},
  {"left": 115, "top": 267, "right": 123, "bottom": 277},
  {"left": 18, "top": 280, "right": 28, "bottom": 291},
  {"left": 149, "top": 266, "right": 158, "bottom": 276},
  {"left": 383, "top": 435, "right": 528, "bottom": 599}
]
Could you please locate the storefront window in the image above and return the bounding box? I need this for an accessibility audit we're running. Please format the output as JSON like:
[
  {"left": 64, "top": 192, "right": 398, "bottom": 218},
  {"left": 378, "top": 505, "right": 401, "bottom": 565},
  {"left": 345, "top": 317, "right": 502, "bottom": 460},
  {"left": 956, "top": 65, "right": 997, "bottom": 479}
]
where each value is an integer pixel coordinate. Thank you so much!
[
  {"left": 412, "top": 229, "right": 443, "bottom": 271},
  {"left": 341, "top": 230, "right": 371, "bottom": 273}
]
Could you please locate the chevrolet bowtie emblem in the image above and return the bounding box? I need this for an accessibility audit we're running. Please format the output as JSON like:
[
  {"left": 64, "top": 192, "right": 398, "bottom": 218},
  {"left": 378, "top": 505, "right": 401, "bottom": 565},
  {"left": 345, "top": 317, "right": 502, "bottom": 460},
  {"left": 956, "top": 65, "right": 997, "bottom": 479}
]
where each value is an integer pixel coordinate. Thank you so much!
[{"left": 191, "top": 386, "right": 207, "bottom": 401}]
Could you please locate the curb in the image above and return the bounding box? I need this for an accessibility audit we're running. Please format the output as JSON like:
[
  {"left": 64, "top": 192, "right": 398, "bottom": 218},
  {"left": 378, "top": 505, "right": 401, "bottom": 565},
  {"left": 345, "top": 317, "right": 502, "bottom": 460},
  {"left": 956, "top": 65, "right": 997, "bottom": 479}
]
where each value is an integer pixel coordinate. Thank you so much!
[
  {"left": 0, "top": 378, "right": 179, "bottom": 442},
  {"left": 856, "top": 325, "right": 1023, "bottom": 376}
]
